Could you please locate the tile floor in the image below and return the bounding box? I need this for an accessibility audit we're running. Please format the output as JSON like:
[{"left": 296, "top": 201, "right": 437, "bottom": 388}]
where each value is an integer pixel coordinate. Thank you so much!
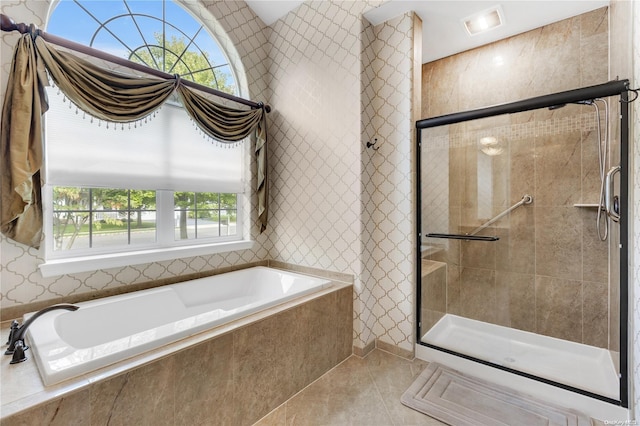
[
  {"left": 253, "top": 349, "right": 446, "bottom": 426},
  {"left": 253, "top": 348, "right": 609, "bottom": 426}
]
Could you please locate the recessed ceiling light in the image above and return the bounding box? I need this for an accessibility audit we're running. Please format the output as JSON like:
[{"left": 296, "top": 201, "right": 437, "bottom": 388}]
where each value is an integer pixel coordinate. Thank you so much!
[
  {"left": 479, "top": 136, "right": 503, "bottom": 156},
  {"left": 463, "top": 6, "right": 504, "bottom": 36}
]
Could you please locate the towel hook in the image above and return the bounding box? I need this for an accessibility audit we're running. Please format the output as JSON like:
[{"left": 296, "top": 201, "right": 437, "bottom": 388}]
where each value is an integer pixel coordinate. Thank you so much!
[{"left": 366, "top": 138, "right": 380, "bottom": 151}]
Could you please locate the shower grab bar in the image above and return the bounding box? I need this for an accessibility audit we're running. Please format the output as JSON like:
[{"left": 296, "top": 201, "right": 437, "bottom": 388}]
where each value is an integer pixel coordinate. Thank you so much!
[
  {"left": 424, "top": 195, "right": 533, "bottom": 242},
  {"left": 424, "top": 233, "right": 499, "bottom": 241},
  {"left": 468, "top": 194, "right": 533, "bottom": 236}
]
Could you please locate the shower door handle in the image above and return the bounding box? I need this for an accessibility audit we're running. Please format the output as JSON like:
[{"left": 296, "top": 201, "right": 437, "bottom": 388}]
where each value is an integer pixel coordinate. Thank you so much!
[{"left": 605, "top": 165, "right": 620, "bottom": 223}]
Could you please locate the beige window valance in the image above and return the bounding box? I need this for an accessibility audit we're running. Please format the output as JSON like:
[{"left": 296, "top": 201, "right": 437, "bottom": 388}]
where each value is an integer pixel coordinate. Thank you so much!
[{"left": 1, "top": 32, "right": 269, "bottom": 248}]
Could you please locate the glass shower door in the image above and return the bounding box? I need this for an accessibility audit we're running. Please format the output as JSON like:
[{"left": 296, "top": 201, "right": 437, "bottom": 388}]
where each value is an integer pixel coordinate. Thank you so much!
[{"left": 417, "top": 94, "right": 627, "bottom": 404}]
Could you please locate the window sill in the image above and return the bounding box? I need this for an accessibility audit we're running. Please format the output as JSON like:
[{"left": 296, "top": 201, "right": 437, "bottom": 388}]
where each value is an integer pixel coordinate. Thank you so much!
[{"left": 39, "top": 240, "right": 255, "bottom": 278}]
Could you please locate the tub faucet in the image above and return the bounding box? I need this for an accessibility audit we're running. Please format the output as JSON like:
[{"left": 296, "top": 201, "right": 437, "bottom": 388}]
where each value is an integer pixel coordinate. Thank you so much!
[{"left": 5, "top": 304, "right": 79, "bottom": 364}]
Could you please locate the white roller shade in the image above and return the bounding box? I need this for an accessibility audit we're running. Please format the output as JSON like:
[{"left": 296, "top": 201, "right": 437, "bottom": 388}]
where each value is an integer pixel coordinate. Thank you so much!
[{"left": 45, "top": 88, "right": 244, "bottom": 193}]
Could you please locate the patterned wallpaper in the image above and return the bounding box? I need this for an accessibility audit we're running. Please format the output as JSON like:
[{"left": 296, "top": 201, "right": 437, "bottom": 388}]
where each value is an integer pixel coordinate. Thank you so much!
[
  {"left": 360, "top": 15, "right": 378, "bottom": 351},
  {"left": 368, "top": 13, "right": 417, "bottom": 352},
  {"left": 266, "top": 1, "right": 418, "bottom": 352}
]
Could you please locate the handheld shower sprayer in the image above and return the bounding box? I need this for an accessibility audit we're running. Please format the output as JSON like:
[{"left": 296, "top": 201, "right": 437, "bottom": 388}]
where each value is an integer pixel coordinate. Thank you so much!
[{"left": 547, "top": 98, "right": 610, "bottom": 240}]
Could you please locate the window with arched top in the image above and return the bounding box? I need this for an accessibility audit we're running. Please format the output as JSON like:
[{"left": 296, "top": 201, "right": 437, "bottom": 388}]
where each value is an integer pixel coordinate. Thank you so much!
[
  {"left": 48, "top": 0, "right": 237, "bottom": 93},
  {"left": 41, "top": 0, "right": 251, "bottom": 276}
]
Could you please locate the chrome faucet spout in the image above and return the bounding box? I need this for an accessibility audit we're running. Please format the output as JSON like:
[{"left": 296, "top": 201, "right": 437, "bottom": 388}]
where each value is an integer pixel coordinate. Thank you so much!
[{"left": 5, "top": 304, "right": 79, "bottom": 363}]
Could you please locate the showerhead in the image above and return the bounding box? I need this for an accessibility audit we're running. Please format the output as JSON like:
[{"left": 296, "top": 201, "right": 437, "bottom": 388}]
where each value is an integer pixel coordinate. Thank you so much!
[
  {"left": 547, "top": 99, "right": 594, "bottom": 110},
  {"left": 548, "top": 104, "right": 566, "bottom": 110}
]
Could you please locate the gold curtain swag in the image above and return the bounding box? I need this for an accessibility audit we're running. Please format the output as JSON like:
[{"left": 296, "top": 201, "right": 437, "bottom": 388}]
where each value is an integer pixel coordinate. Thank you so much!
[{"left": 1, "top": 33, "right": 269, "bottom": 248}]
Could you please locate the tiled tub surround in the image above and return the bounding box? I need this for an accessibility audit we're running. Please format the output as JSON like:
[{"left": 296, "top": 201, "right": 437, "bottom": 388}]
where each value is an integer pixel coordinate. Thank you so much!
[
  {"left": 27, "top": 267, "right": 333, "bottom": 386},
  {"left": 0, "top": 265, "right": 353, "bottom": 425}
]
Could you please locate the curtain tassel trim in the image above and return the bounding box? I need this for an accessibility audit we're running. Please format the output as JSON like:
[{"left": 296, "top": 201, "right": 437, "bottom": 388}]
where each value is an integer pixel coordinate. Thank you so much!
[{"left": 1, "top": 32, "right": 270, "bottom": 248}]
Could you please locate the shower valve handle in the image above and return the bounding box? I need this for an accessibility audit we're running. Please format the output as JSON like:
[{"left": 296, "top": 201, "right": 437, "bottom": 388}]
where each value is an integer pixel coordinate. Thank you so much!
[{"left": 605, "top": 165, "right": 621, "bottom": 223}]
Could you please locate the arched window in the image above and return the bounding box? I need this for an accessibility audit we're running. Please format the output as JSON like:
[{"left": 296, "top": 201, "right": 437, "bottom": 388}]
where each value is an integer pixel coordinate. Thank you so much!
[
  {"left": 48, "top": 0, "right": 237, "bottom": 93},
  {"left": 41, "top": 0, "right": 250, "bottom": 276}
]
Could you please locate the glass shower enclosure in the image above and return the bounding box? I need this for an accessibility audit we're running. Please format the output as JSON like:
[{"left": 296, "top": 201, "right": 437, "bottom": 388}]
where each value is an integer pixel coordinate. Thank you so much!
[{"left": 416, "top": 80, "right": 631, "bottom": 406}]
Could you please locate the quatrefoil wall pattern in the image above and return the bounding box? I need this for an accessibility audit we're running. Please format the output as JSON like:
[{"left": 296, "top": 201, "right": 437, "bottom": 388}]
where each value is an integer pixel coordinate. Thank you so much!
[
  {"left": 1, "top": 0, "right": 420, "bottom": 355},
  {"left": 267, "top": 2, "right": 418, "bottom": 352}
]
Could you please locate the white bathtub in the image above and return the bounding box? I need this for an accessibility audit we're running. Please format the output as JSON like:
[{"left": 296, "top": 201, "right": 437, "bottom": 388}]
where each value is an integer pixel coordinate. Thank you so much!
[{"left": 25, "top": 267, "right": 332, "bottom": 386}]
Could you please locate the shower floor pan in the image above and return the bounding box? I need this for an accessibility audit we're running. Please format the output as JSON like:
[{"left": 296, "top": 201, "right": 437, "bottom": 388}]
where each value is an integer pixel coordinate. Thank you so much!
[{"left": 421, "top": 314, "right": 618, "bottom": 400}]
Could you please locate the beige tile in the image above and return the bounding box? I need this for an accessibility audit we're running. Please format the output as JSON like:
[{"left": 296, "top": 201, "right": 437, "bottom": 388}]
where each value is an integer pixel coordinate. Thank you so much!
[
  {"left": 275, "top": 305, "right": 312, "bottom": 400},
  {"left": 336, "top": 286, "right": 354, "bottom": 362},
  {"left": 580, "top": 6, "right": 608, "bottom": 38},
  {"left": 535, "top": 206, "right": 582, "bottom": 280},
  {"left": 306, "top": 292, "right": 340, "bottom": 383},
  {"left": 253, "top": 404, "right": 286, "bottom": 426},
  {"left": 449, "top": 146, "right": 464, "bottom": 209},
  {"left": 581, "top": 208, "right": 609, "bottom": 283},
  {"left": 535, "top": 276, "right": 583, "bottom": 343},
  {"left": 174, "top": 333, "right": 236, "bottom": 425},
  {"left": 90, "top": 356, "right": 175, "bottom": 426},
  {"left": 458, "top": 46, "right": 510, "bottom": 111},
  {"left": 580, "top": 32, "right": 609, "bottom": 88},
  {"left": 353, "top": 340, "right": 376, "bottom": 358},
  {"left": 532, "top": 17, "right": 581, "bottom": 95},
  {"left": 502, "top": 34, "right": 537, "bottom": 101},
  {"left": 282, "top": 356, "right": 393, "bottom": 425},
  {"left": 460, "top": 235, "right": 496, "bottom": 270},
  {"left": 536, "top": 15, "right": 581, "bottom": 50},
  {"left": 580, "top": 129, "right": 602, "bottom": 204},
  {"left": 495, "top": 207, "right": 535, "bottom": 275},
  {"left": 446, "top": 265, "right": 462, "bottom": 316},
  {"left": 426, "top": 207, "right": 461, "bottom": 267},
  {"left": 534, "top": 132, "right": 582, "bottom": 207},
  {"left": 376, "top": 339, "right": 414, "bottom": 360},
  {"left": 421, "top": 261, "right": 446, "bottom": 312},
  {"left": 259, "top": 350, "right": 447, "bottom": 426},
  {"left": 421, "top": 63, "right": 432, "bottom": 119},
  {"left": 491, "top": 142, "right": 510, "bottom": 211},
  {"left": 609, "top": 251, "right": 620, "bottom": 352},
  {"left": 460, "top": 267, "right": 496, "bottom": 323},
  {"left": 495, "top": 271, "right": 535, "bottom": 332},
  {"left": 508, "top": 137, "right": 535, "bottom": 208},
  {"left": 420, "top": 309, "right": 445, "bottom": 337},
  {"left": 364, "top": 351, "right": 445, "bottom": 425},
  {"left": 233, "top": 315, "right": 282, "bottom": 426},
  {"left": 426, "top": 56, "right": 459, "bottom": 117},
  {"left": 1, "top": 390, "right": 90, "bottom": 426},
  {"left": 583, "top": 280, "right": 609, "bottom": 348},
  {"left": 461, "top": 144, "right": 479, "bottom": 212}
]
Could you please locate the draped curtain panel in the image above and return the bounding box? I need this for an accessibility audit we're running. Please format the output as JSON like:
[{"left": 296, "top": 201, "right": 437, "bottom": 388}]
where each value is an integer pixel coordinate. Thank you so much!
[{"left": 1, "top": 33, "right": 268, "bottom": 248}]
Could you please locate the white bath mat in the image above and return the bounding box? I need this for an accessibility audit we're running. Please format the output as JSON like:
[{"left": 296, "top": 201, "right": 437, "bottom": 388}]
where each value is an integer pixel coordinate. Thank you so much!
[{"left": 401, "top": 363, "right": 593, "bottom": 426}]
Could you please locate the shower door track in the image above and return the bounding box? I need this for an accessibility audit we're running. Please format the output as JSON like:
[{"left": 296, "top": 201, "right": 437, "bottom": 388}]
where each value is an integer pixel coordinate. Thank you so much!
[
  {"left": 415, "top": 79, "right": 631, "bottom": 407},
  {"left": 418, "top": 341, "right": 620, "bottom": 405}
]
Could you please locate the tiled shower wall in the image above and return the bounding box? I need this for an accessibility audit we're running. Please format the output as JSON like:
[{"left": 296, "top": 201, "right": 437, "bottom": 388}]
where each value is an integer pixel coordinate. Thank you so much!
[
  {"left": 420, "top": 8, "right": 613, "bottom": 348},
  {"left": 421, "top": 109, "right": 611, "bottom": 348}
]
